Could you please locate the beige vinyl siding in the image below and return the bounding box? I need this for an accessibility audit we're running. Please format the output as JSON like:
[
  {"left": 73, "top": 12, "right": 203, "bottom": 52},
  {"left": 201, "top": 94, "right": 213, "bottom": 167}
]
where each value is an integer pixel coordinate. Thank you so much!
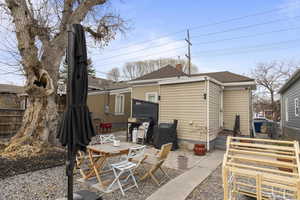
[
  {"left": 223, "top": 88, "right": 250, "bottom": 135},
  {"left": 209, "top": 81, "right": 222, "bottom": 141},
  {"left": 131, "top": 85, "right": 159, "bottom": 101},
  {"left": 159, "top": 82, "right": 207, "bottom": 142},
  {"left": 87, "top": 92, "right": 131, "bottom": 123}
]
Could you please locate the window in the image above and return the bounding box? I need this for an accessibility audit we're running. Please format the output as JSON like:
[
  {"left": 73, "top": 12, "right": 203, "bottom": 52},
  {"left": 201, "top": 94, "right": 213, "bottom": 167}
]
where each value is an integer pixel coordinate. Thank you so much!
[
  {"left": 146, "top": 92, "right": 158, "bottom": 103},
  {"left": 295, "top": 98, "right": 299, "bottom": 117},
  {"left": 285, "top": 98, "right": 289, "bottom": 121},
  {"left": 115, "top": 94, "right": 125, "bottom": 115}
]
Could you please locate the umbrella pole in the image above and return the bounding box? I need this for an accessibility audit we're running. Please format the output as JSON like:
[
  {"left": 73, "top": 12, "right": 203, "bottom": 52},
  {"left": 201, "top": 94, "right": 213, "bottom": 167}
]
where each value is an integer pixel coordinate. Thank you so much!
[
  {"left": 66, "top": 25, "right": 74, "bottom": 200},
  {"left": 67, "top": 145, "right": 74, "bottom": 200}
]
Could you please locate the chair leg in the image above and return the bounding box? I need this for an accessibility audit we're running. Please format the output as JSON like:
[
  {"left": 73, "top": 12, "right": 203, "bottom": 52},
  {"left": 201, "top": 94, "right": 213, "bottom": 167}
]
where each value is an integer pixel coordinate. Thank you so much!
[
  {"left": 150, "top": 172, "right": 160, "bottom": 186},
  {"left": 130, "top": 169, "right": 140, "bottom": 193},
  {"left": 107, "top": 168, "right": 125, "bottom": 196},
  {"left": 160, "top": 167, "right": 171, "bottom": 180}
]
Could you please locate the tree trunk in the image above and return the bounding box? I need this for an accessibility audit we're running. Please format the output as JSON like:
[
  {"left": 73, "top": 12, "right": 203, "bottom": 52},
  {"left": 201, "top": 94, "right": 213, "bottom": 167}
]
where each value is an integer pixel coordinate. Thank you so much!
[
  {"left": 270, "top": 90, "right": 276, "bottom": 121},
  {"left": 5, "top": 58, "right": 64, "bottom": 156}
]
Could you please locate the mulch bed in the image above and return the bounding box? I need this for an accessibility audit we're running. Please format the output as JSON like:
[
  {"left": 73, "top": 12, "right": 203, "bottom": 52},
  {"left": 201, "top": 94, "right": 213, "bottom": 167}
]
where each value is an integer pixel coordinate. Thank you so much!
[{"left": 0, "top": 150, "right": 66, "bottom": 179}]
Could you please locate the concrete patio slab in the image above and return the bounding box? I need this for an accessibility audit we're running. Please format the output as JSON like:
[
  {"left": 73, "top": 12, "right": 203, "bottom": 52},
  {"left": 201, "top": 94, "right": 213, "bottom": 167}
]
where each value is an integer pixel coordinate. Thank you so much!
[{"left": 146, "top": 150, "right": 224, "bottom": 200}]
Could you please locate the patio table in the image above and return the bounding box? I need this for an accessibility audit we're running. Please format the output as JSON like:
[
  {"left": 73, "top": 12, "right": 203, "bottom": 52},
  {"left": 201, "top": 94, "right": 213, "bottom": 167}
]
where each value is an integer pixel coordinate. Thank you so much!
[{"left": 85, "top": 142, "right": 142, "bottom": 191}]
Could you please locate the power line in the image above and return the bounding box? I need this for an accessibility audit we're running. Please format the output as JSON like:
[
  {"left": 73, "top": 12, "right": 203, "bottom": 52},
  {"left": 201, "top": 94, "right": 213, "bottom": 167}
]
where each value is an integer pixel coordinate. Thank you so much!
[
  {"left": 192, "top": 26, "right": 300, "bottom": 45},
  {"left": 95, "top": 46, "right": 186, "bottom": 67},
  {"left": 92, "top": 39, "right": 184, "bottom": 62},
  {"left": 93, "top": 38, "right": 300, "bottom": 69},
  {"left": 96, "top": 2, "right": 300, "bottom": 53},
  {"left": 194, "top": 38, "right": 300, "bottom": 55},
  {"left": 191, "top": 15, "right": 300, "bottom": 38},
  {"left": 93, "top": 25, "right": 300, "bottom": 66},
  {"left": 192, "top": 44, "right": 300, "bottom": 58},
  {"left": 93, "top": 15, "right": 300, "bottom": 63}
]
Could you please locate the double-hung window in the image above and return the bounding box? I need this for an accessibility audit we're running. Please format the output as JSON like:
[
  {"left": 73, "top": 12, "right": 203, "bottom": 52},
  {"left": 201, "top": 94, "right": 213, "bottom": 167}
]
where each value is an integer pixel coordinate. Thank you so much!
[
  {"left": 146, "top": 92, "right": 158, "bottom": 103},
  {"left": 115, "top": 94, "right": 125, "bottom": 115}
]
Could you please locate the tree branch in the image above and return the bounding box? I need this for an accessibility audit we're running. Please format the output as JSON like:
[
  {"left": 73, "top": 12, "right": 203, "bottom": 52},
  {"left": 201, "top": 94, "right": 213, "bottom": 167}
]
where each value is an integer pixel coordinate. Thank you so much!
[
  {"left": 70, "top": 0, "right": 106, "bottom": 24},
  {"left": 5, "top": 0, "right": 41, "bottom": 76}
]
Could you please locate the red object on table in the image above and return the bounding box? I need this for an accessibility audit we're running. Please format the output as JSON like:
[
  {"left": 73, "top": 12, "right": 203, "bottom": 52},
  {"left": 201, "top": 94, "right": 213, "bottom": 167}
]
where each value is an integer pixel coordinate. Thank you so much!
[{"left": 100, "top": 122, "right": 112, "bottom": 133}]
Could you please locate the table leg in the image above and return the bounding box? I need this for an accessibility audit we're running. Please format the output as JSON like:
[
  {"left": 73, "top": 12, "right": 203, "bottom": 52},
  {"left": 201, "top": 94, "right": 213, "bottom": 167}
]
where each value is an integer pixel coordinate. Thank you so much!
[{"left": 88, "top": 150, "right": 107, "bottom": 188}]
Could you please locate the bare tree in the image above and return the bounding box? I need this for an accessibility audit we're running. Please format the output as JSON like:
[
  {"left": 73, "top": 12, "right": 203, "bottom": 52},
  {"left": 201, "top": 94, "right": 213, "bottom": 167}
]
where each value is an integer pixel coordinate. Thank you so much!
[
  {"left": 122, "top": 58, "right": 198, "bottom": 80},
  {"left": 0, "top": 0, "right": 127, "bottom": 154},
  {"left": 107, "top": 67, "right": 120, "bottom": 82},
  {"left": 252, "top": 60, "right": 299, "bottom": 119}
]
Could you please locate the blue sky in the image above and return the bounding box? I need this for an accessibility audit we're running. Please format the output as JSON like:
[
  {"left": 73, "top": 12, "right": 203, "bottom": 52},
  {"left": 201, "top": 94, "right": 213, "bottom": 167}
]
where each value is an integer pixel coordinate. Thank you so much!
[{"left": 1, "top": 0, "right": 300, "bottom": 84}]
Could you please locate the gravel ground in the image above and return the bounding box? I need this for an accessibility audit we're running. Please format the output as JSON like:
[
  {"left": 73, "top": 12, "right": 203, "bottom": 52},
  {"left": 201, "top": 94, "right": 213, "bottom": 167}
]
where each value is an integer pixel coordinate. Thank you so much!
[
  {"left": 0, "top": 151, "right": 66, "bottom": 179},
  {"left": 0, "top": 164, "right": 182, "bottom": 200},
  {"left": 186, "top": 166, "right": 252, "bottom": 200}
]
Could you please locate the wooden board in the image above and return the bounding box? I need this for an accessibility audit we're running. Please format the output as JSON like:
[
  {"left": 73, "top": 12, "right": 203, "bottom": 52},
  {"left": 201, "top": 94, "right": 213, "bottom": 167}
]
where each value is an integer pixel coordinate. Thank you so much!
[{"left": 222, "top": 136, "right": 300, "bottom": 200}]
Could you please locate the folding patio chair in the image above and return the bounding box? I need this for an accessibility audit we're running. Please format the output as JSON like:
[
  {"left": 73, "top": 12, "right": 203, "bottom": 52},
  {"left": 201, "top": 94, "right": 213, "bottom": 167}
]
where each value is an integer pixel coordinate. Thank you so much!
[
  {"left": 140, "top": 143, "right": 172, "bottom": 186},
  {"left": 76, "top": 134, "right": 116, "bottom": 178},
  {"left": 107, "top": 145, "right": 146, "bottom": 196},
  {"left": 137, "top": 122, "right": 150, "bottom": 144}
]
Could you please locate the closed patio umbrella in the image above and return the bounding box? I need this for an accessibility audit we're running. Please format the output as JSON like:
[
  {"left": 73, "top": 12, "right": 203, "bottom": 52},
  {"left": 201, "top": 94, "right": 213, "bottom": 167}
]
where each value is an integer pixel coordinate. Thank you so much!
[{"left": 57, "top": 24, "right": 96, "bottom": 200}]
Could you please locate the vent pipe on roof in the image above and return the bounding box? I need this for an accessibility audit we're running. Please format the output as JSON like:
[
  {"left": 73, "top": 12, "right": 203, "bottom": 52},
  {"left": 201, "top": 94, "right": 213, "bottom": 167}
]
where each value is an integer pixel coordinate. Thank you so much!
[{"left": 176, "top": 64, "right": 183, "bottom": 72}]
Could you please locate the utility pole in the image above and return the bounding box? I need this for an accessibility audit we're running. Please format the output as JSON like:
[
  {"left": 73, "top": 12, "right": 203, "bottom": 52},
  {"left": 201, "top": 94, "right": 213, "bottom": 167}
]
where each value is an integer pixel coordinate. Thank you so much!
[{"left": 185, "top": 29, "right": 192, "bottom": 76}]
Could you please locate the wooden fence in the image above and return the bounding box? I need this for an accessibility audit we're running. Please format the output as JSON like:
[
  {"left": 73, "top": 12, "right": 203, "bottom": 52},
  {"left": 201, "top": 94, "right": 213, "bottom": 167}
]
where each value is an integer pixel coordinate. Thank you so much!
[{"left": 0, "top": 108, "right": 24, "bottom": 139}]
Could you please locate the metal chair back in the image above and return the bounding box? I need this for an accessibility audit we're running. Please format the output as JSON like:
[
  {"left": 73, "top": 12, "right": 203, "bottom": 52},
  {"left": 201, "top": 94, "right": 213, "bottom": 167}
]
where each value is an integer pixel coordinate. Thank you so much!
[
  {"left": 100, "top": 134, "right": 115, "bottom": 144},
  {"left": 127, "top": 145, "right": 146, "bottom": 160}
]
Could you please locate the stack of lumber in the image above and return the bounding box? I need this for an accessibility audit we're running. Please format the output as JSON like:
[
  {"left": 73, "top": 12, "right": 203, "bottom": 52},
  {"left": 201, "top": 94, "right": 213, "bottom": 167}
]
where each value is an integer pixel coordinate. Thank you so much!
[{"left": 222, "top": 136, "right": 300, "bottom": 200}]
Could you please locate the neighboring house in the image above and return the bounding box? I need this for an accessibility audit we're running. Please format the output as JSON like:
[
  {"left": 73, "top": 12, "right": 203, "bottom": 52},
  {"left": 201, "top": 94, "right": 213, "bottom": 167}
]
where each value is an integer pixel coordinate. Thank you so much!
[
  {"left": 279, "top": 68, "right": 300, "bottom": 140},
  {"left": 87, "top": 77, "right": 131, "bottom": 129},
  {"left": 129, "top": 65, "right": 256, "bottom": 150},
  {"left": 0, "top": 84, "right": 27, "bottom": 109}
]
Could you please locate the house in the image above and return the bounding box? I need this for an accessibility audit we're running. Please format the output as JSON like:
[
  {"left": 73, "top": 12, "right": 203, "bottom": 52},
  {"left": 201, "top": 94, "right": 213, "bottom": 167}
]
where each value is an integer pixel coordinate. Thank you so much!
[
  {"left": 0, "top": 84, "right": 27, "bottom": 109},
  {"left": 87, "top": 77, "right": 131, "bottom": 130},
  {"left": 279, "top": 68, "right": 300, "bottom": 140},
  {"left": 129, "top": 65, "right": 256, "bottom": 150}
]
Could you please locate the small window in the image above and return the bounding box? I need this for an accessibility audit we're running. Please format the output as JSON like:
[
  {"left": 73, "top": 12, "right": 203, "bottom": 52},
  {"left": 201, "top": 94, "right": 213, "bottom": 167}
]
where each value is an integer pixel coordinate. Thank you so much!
[
  {"left": 295, "top": 98, "right": 299, "bottom": 117},
  {"left": 115, "top": 94, "right": 125, "bottom": 115},
  {"left": 146, "top": 92, "right": 158, "bottom": 103},
  {"left": 285, "top": 98, "right": 289, "bottom": 121}
]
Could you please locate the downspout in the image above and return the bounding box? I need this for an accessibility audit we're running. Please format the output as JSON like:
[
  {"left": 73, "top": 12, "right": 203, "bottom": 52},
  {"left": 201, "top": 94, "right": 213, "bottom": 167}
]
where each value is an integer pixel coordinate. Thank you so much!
[
  {"left": 130, "top": 87, "right": 133, "bottom": 118},
  {"left": 206, "top": 78, "right": 210, "bottom": 151}
]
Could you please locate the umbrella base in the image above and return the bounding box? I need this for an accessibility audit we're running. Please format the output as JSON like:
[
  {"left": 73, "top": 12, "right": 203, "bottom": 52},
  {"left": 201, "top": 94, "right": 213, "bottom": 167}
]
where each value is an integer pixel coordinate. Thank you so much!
[{"left": 56, "top": 190, "right": 101, "bottom": 200}]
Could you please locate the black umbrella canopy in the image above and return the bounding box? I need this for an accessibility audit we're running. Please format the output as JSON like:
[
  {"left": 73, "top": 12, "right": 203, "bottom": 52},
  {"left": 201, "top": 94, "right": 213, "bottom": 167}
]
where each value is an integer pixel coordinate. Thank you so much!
[{"left": 58, "top": 24, "right": 95, "bottom": 154}]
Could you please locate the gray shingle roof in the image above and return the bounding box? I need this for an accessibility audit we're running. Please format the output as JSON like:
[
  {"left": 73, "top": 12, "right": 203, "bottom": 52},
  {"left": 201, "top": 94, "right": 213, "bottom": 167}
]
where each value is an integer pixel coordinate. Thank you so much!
[
  {"left": 131, "top": 65, "right": 254, "bottom": 83},
  {"left": 191, "top": 71, "right": 254, "bottom": 83},
  {"left": 132, "top": 65, "right": 187, "bottom": 81}
]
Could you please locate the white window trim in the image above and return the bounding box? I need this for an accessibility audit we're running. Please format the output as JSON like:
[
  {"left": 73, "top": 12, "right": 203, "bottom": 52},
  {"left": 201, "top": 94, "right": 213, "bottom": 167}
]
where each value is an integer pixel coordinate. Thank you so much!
[
  {"left": 295, "top": 98, "right": 299, "bottom": 117},
  {"left": 285, "top": 97, "right": 289, "bottom": 121},
  {"left": 145, "top": 92, "right": 158, "bottom": 103},
  {"left": 115, "top": 94, "right": 125, "bottom": 115}
]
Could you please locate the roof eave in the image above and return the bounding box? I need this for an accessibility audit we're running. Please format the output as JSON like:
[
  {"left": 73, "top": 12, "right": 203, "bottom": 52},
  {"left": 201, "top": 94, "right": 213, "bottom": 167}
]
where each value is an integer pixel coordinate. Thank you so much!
[{"left": 279, "top": 69, "right": 300, "bottom": 94}]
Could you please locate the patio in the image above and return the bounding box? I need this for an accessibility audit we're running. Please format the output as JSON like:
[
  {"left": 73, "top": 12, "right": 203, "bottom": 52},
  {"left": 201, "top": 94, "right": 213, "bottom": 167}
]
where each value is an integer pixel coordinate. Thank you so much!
[{"left": 111, "top": 130, "right": 210, "bottom": 171}]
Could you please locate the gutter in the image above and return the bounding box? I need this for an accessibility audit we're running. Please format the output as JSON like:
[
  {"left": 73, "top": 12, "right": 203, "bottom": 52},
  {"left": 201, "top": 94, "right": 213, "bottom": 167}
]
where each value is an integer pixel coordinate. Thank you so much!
[{"left": 206, "top": 78, "right": 210, "bottom": 151}]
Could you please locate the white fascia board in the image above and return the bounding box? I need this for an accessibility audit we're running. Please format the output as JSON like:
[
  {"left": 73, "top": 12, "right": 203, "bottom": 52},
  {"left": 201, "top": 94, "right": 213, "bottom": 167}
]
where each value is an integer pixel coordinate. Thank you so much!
[
  {"left": 159, "top": 77, "right": 206, "bottom": 85},
  {"left": 132, "top": 83, "right": 159, "bottom": 87},
  {"left": 128, "top": 76, "right": 185, "bottom": 84},
  {"left": 109, "top": 88, "right": 131, "bottom": 95},
  {"left": 88, "top": 91, "right": 108, "bottom": 96},
  {"left": 158, "top": 76, "right": 223, "bottom": 86},
  {"left": 223, "top": 81, "right": 256, "bottom": 87}
]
